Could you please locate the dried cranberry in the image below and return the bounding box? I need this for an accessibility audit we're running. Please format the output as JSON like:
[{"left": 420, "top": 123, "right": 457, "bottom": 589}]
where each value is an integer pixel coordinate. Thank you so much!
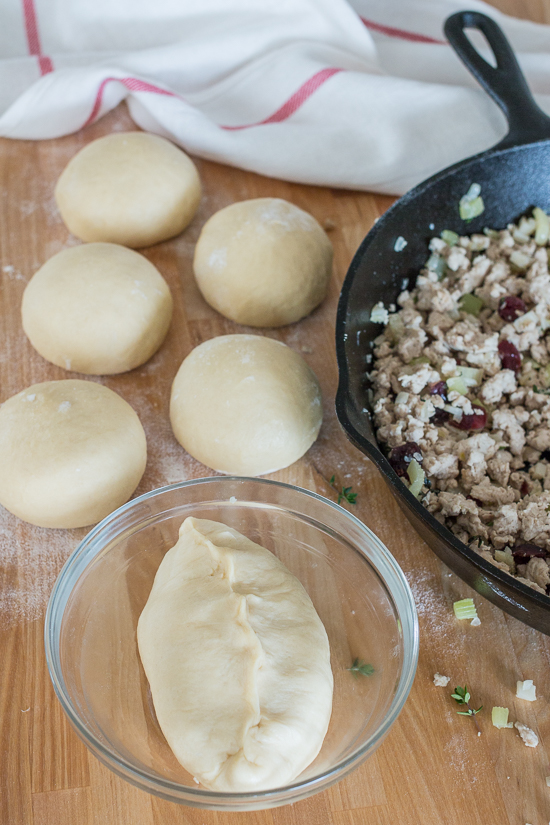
[
  {"left": 498, "top": 339, "right": 522, "bottom": 373},
  {"left": 512, "top": 543, "right": 547, "bottom": 563},
  {"left": 450, "top": 404, "right": 487, "bottom": 431},
  {"left": 520, "top": 480, "right": 530, "bottom": 497},
  {"left": 431, "top": 408, "right": 450, "bottom": 425},
  {"left": 428, "top": 381, "right": 448, "bottom": 402},
  {"left": 498, "top": 295, "right": 527, "bottom": 322},
  {"left": 388, "top": 442, "right": 423, "bottom": 477}
]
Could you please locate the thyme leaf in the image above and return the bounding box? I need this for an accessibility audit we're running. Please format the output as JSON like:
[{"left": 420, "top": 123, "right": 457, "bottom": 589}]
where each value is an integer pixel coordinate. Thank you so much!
[
  {"left": 329, "top": 475, "right": 358, "bottom": 505},
  {"left": 348, "top": 658, "right": 375, "bottom": 678},
  {"left": 452, "top": 685, "right": 483, "bottom": 734},
  {"left": 339, "top": 486, "right": 357, "bottom": 505}
]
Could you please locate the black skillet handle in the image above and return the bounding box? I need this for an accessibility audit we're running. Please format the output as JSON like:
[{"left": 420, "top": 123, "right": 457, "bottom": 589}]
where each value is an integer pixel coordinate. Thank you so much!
[{"left": 444, "top": 10, "right": 550, "bottom": 150}]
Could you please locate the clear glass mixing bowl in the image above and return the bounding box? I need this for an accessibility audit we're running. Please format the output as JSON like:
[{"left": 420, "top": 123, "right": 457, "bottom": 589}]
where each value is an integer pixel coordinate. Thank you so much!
[{"left": 45, "top": 477, "right": 418, "bottom": 811}]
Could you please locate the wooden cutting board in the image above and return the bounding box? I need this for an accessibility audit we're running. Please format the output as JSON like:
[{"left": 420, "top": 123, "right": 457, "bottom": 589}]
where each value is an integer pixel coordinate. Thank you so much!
[{"left": 2, "top": 3, "right": 550, "bottom": 823}]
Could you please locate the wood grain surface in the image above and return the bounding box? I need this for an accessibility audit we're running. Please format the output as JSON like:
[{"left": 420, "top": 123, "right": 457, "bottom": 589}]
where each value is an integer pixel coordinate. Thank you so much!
[{"left": 2, "top": 3, "right": 550, "bottom": 824}]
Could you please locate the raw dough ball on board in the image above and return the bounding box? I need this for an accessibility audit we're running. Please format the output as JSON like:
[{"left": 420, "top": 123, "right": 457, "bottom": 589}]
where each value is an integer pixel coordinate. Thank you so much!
[
  {"left": 193, "top": 198, "right": 333, "bottom": 327},
  {"left": 138, "top": 517, "right": 333, "bottom": 792},
  {"left": 0, "top": 380, "right": 147, "bottom": 528},
  {"left": 169, "top": 334, "right": 323, "bottom": 476},
  {"left": 55, "top": 132, "right": 201, "bottom": 248},
  {"left": 22, "top": 243, "right": 173, "bottom": 375}
]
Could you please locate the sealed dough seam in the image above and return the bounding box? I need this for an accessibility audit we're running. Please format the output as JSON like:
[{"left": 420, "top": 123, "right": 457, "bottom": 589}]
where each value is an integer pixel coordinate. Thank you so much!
[{"left": 205, "top": 535, "right": 266, "bottom": 781}]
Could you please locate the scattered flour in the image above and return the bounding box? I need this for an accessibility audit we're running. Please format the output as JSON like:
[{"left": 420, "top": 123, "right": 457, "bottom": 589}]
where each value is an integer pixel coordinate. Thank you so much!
[
  {"left": 407, "top": 567, "right": 453, "bottom": 632},
  {"left": 0, "top": 517, "right": 77, "bottom": 628},
  {"left": 19, "top": 200, "right": 38, "bottom": 217},
  {"left": 443, "top": 732, "right": 480, "bottom": 784},
  {"left": 125, "top": 388, "right": 207, "bottom": 490},
  {"left": 2, "top": 264, "right": 25, "bottom": 282}
]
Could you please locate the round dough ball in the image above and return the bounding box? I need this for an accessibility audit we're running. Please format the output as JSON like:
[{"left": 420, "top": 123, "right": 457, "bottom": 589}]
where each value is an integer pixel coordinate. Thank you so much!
[
  {"left": 0, "top": 380, "right": 147, "bottom": 529},
  {"left": 22, "top": 243, "right": 173, "bottom": 375},
  {"left": 170, "top": 334, "right": 322, "bottom": 476},
  {"left": 55, "top": 132, "right": 201, "bottom": 248},
  {"left": 193, "top": 198, "right": 332, "bottom": 327}
]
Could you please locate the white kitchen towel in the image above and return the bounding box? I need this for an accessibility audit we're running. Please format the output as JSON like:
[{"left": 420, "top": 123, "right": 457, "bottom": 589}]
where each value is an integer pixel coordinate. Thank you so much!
[{"left": 1, "top": 0, "right": 550, "bottom": 194}]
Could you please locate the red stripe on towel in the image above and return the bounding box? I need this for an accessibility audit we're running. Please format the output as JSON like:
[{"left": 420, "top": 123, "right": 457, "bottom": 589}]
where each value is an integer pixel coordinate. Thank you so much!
[
  {"left": 221, "top": 67, "right": 343, "bottom": 130},
  {"left": 85, "top": 67, "right": 341, "bottom": 132},
  {"left": 22, "top": 0, "right": 53, "bottom": 75},
  {"left": 83, "top": 76, "right": 177, "bottom": 127},
  {"left": 360, "top": 16, "right": 446, "bottom": 45},
  {"left": 38, "top": 55, "right": 54, "bottom": 74}
]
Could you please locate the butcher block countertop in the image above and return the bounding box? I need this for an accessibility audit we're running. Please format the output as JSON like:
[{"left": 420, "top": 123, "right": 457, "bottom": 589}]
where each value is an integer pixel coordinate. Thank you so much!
[{"left": 3, "top": 3, "right": 550, "bottom": 823}]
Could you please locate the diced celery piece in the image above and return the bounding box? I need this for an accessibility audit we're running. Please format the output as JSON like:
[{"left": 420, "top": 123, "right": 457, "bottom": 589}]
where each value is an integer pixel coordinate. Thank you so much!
[
  {"left": 460, "top": 194, "right": 485, "bottom": 221},
  {"left": 510, "top": 249, "right": 533, "bottom": 271},
  {"left": 492, "top": 706, "right": 513, "bottom": 729},
  {"left": 458, "top": 293, "right": 484, "bottom": 316},
  {"left": 426, "top": 253, "right": 440, "bottom": 270},
  {"left": 495, "top": 547, "right": 515, "bottom": 572},
  {"left": 456, "top": 366, "right": 482, "bottom": 387},
  {"left": 409, "top": 355, "right": 430, "bottom": 365},
  {"left": 441, "top": 229, "right": 459, "bottom": 247},
  {"left": 426, "top": 253, "right": 447, "bottom": 279},
  {"left": 483, "top": 227, "right": 500, "bottom": 239},
  {"left": 447, "top": 376, "right": 468, "bottom": 395},
  {"left": 444, "top": 403, "right": 463, "bottom": 420},
  {"left": 387, "top": 313, "right": 404, "bottom": 343},
  {"left": 512, "top": 229, "right": 532, "bottom": 244},
  {"left": 516, "top": 679, "right": 537, "bottom": 701},
  {"left": 453, "top": 598, "right": 478, "bottom": 620},
  {"left": 406, "top": 458, "right": 424, "bottom": 498},
  {"left": 463, "top": 182, "right": 481, "bottom": 201},
  {"left": 533, "top": 207, "right": 550, "bottom": 246},
  {"left": 541, "top": 363, "right": 550, "bottom": 389},
  {"left": 518, "top": 216, "right": 536, "bottom": 236},
  {"left": 370, "top": 305, "right": 389, "bottom": 324}
]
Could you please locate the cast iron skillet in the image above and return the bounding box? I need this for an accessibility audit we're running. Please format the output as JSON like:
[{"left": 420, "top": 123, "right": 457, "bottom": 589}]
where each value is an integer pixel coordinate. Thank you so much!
[{"left": 335, "top": 10, "right": 550, "bottom": 635}]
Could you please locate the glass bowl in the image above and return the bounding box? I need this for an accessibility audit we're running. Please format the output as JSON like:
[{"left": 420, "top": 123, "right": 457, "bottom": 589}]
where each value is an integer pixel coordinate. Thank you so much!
[{"left": 45, "top": 477, "right": 418, "bottom": 811}]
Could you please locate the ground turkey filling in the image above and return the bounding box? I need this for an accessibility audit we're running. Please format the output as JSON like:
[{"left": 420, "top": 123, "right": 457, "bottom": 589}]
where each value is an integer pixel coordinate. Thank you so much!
[{"left": 370, "top": 211, "right": 550, "bottom": 597}]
